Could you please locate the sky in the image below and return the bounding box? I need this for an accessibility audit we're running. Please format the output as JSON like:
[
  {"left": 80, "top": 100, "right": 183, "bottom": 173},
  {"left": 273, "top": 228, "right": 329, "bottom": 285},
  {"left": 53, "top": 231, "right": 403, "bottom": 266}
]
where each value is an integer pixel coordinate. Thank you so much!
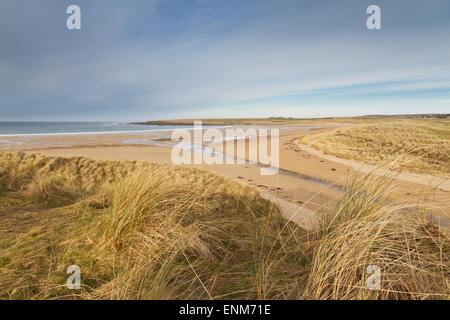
[{"left": 0, "top": 0, "right": 449, "bottom": 121}]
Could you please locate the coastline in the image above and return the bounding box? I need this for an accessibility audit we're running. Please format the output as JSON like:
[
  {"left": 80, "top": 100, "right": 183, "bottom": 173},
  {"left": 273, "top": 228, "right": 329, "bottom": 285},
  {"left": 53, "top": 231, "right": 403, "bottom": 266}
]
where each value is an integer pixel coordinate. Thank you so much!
[{"left": 0, "top": 123, "right": 446, "bottom": 220}]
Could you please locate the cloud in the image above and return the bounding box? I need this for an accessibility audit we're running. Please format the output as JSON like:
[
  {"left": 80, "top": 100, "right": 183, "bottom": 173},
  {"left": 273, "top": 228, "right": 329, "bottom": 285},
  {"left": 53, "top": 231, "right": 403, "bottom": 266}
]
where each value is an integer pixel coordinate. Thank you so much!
[{"left": 0, "top": 0, "right": 449, "bottom": 120}]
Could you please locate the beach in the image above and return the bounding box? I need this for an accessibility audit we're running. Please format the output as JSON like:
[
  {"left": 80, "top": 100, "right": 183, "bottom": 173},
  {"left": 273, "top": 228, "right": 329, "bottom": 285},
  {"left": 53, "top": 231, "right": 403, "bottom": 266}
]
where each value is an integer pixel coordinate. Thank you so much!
[
  {"left": 1, "top": 123, "right": 448, "bottom": 221},
  {"left": 1, "top": 119, "right": 449, "bottom": 300}
]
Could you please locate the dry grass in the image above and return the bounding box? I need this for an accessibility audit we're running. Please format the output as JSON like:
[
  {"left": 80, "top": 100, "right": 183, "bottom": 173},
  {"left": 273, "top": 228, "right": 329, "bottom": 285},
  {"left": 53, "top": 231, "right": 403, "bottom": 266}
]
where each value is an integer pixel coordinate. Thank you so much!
[
  {"left": 0, "top": 152, "right": 448, "bottom": 300},
  {"left": 304, "top": 172, "right": 449, "bottom": 299},
  {"left": 0, "top": 152, "right": 307, "bottom": 300},
  {"left": 300, "top": 119, "right": 450, "bottom": 175}
]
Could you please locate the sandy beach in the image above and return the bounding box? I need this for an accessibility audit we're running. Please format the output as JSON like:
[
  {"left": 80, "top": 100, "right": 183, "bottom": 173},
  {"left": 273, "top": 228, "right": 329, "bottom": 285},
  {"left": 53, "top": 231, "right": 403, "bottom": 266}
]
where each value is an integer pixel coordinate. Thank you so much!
[{"left": 1, "top": 124, "right": 448, "bottom": 221}]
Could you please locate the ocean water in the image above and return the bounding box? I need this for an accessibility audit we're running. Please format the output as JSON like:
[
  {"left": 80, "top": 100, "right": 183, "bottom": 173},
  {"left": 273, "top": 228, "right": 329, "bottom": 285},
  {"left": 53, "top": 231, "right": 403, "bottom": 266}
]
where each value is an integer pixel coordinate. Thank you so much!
[{"left": 0, "top": 122, "right": 192, "bottom": 136}]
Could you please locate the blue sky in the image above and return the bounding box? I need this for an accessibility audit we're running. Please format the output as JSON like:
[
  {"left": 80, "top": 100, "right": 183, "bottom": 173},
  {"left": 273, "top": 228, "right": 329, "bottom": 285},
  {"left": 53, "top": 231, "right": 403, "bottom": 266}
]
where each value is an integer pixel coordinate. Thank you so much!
[{"left": 0, "top": 0, "right": 449, "bottom": 121}]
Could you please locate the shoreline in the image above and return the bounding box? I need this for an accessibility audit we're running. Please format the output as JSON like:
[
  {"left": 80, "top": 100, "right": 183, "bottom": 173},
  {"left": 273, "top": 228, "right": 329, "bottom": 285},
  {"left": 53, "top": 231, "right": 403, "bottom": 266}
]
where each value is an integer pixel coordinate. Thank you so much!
[{"left": 1, "top": 123, "right": 448, "bottom": 220}]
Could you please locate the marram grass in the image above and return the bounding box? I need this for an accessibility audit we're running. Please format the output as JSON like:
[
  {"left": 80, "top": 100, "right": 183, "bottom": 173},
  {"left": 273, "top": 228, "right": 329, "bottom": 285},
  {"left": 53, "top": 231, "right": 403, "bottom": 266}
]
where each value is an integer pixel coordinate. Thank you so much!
[
  {"left": 300, "top": 119, "right": 450, "bottom": 175},
  {"left": 0, "top": 152, "right": 448, "bottom": 299}
]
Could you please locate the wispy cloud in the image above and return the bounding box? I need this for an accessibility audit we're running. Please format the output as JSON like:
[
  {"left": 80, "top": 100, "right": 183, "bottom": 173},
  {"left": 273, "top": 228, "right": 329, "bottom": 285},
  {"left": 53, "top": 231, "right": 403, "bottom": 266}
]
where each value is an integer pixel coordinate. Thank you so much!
[{"left": 0, "top": 0, "right": 449, "bottom": 120}]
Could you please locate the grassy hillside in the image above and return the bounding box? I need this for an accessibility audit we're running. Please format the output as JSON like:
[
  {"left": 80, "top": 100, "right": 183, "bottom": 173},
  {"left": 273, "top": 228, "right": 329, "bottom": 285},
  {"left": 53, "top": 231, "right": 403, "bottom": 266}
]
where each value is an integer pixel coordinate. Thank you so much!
[
  {"left": 0, "top": 152, "right": 448, "bottom": 299},
  {"left": 300, "top": 119, "right": 450, "bottom": 175},
  {"left": 133, "top": 115, "right": 449, "bottom": 126},
  {"left": 0, "top": 152, "right": 307, "bottom": 299}
]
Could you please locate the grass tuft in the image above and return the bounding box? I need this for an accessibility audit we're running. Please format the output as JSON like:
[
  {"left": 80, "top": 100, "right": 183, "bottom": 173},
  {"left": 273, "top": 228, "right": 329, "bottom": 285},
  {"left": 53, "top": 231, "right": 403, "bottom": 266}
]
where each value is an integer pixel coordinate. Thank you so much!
[{"left": 304, "top": 171, "right": 449, "bottom": 299}]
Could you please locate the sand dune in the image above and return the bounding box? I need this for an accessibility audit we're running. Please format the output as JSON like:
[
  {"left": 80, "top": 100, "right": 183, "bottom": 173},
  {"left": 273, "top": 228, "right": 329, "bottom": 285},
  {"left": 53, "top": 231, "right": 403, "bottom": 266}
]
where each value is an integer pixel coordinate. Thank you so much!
[{"left": 8, "top": 124, "right": 446, "bottom": 221}]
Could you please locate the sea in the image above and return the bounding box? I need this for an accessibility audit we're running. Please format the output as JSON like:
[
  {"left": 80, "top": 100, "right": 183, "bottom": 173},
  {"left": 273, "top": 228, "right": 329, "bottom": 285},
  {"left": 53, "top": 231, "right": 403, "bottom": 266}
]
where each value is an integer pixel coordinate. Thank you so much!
[{"left": 0, "top": 122, "right": 193, "bottom": 136}]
